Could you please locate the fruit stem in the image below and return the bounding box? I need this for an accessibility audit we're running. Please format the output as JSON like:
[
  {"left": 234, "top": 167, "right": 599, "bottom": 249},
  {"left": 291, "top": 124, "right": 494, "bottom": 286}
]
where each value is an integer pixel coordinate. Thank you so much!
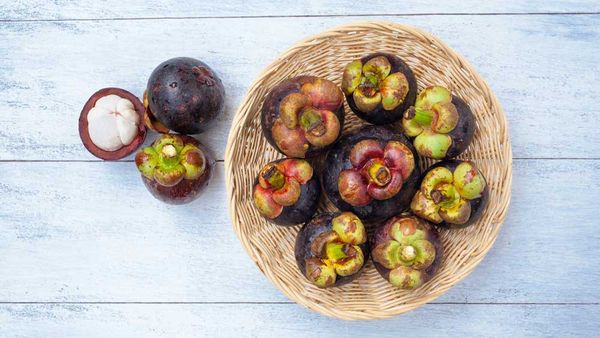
[
  {"left": 162, "top": 144, "right": 177, "bottom": 158},
  {"left": 401, "top": 245, "right": 416, "bottom": 261},
  {"left": 405, "top": 107, "right": 433, "bottom": 126}
]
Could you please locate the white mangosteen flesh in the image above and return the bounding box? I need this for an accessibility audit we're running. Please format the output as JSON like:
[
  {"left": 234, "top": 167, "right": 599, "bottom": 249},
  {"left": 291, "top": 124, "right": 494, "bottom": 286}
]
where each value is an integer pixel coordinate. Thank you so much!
[{"left": 87, "top": 94, "right": 140, "bottom": 151}]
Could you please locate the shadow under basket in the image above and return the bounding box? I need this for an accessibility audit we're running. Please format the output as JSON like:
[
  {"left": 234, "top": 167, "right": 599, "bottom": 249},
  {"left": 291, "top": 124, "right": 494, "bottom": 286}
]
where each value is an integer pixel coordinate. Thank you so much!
[{"left": 225, "top": 21, "right": 512, "bottom": 320}]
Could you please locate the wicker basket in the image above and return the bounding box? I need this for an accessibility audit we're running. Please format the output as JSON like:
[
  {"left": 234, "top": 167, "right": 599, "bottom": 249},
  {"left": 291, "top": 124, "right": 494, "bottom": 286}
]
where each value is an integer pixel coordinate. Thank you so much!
[{"left": 225, "top": 21, "right": 512, "bottom": 320}]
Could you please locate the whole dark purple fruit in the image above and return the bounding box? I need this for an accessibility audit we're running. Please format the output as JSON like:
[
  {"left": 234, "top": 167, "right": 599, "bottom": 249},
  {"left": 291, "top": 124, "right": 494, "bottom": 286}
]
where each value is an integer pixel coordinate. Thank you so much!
[
  {"left": 372, "top": 214, "right": 442, "bottom": 289},
  {"left": 146, "top": 57, "right": 225, "bottom": 134},
  {"left": 322, "top": 125, "right": 420, "bottom": 221},
  {"left": 411, "top": 160, "right": 488, "bottom": 228},
  {"left": 261, "top": 76, "right": 345, "bottom": 158},
  {"left": 401, "top": 86, "right": 475, "bottom": 159},
  {"left": 252, "top": 158, "right": 321, "bottom": 226},
  {"left": 342, "top": 53, "right": 417, "bottom": 125},
  {"left": 135, "top": 134, "right": 214, "bottom": 204},
  {"left": 295, "top": 212, "right": 369, "bottom": 288}
]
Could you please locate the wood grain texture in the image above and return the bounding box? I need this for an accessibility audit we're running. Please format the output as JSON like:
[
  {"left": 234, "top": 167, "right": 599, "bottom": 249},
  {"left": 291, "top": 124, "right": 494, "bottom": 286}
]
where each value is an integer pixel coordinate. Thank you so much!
[
  {"left": 0, "top": 14, "right": 599, "bottom": 161},
  {"left": 1, "top": 0, "right": 599, "bottom": 20},
  {"left": 1, "top": 160, "right": 597, "bottom": 303},
  {"left": 1, "top": 303, "right": 598, "bottom": 337}
]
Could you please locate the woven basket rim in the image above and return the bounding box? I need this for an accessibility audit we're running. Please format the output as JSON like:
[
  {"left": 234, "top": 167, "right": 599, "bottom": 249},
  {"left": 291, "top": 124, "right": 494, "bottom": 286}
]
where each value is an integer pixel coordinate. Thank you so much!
[{"left": 225, "top": 21, "right": 513, "bottom": 320}]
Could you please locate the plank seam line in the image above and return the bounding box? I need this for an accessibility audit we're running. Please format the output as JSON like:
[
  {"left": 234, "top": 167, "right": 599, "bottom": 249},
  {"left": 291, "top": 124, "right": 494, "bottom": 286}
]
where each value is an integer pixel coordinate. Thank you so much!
[
  {"left": 0, "top": 12, "right": 599, "bottom": 23},
  {"left": 0, "top": 302, "right": 598, "bottom": 305},
  {"left": 0, "top": 158, "right": 597, "bottom": 163}
]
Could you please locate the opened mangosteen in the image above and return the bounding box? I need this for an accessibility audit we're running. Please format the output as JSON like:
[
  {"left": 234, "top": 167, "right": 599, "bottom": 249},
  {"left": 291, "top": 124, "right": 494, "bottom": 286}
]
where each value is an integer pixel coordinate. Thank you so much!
[
  {"left": 342, "top": 53, "right": 417, "bottom": 125},
  {"left": 322, "top": 125, "right": 420, "bottom": 221},
  {"left": 411, "top": 160, "right": 488, "bottom": 228},
  {"left": 295, "top": 212, "right": 369, "bottom": 288},
  {"left": 372, "top": 214, "right": 442, "bottom": 289},
  {"left": 79, "top": 87, "right": 146, "bottom": 160},
  {"left": 401, "top": 86, "right": 475, "bottom": 159},
  {"left": 135, "top": 134, "right": 214, "bottom": 204},
  {"left": 261, "top": 76, "right": 345, "bottom": 158},
  {"left": 145, "top": 57, "right": 225, "bottom": 134},
  {"left": 252, "top": 158, "right": 321, "bottom": 226}
]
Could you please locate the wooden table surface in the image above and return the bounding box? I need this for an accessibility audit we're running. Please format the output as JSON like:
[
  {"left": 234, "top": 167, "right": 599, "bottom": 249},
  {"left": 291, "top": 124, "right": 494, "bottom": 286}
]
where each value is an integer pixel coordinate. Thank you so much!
[{"left": 1, "top": 1, "right": 599, "bottom": 336}]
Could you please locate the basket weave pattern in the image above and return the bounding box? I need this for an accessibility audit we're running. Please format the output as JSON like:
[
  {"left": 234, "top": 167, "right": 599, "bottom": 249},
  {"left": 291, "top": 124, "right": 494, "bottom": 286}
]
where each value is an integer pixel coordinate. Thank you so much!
[{"left": 225, "top": 22, "right": 512, "bottom": 320}]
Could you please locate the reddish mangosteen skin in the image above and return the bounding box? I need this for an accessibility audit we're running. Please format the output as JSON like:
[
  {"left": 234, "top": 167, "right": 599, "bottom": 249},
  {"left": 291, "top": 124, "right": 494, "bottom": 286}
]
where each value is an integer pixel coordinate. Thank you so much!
[
  {"left": 371, "top": 215, "right": 443, "bottom": 285},
  {"left": 420, "top": 160, "right": 488, "bottom": 229},
  {"left": 141, "top": 135, "right": 214, "bottom": 205},
  {"left": 78, "top": 87, "right": 146, "bottom": 160},
  {"left": 346, "top": 53, "right": 417, "bottom": 125},
  {"left": 147, "top": 57, "right": 225, "bottom": 135},
  {"left": 442, "top": 96, "right": 475, "bottom": 159},
  {"left": 261, "top": 76, "right": 345, "bottom": 157},
  {"left": 253, "top": 159, "right": 321, "bottom": 226},
  {"left": 322, "top": 125, "right": 421, "bottom": 222},
  {"left": 295, "top": 212, "right": 370, "bottom": 287}
]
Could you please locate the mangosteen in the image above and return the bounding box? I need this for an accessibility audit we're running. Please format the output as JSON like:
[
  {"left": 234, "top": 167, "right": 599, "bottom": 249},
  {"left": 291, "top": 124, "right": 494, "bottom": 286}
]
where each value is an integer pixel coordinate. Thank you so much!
[
  {"left": 371, "top": 214, "right": 442, "bottom": 289},
  {"left": 401, "top": 86, "right": 475, "bottom": 159},
  {"left": 252, "top": 158, "right": 321, "bottom": 226},
  {"left": 135, "top": 134, "right": 214, "bottom": 204},
  {"left": 146, "top": 57, "right": 225, "bottom": 134},
  {"left": 261, "top": 76, "right": 345, "bottom": 158},
  {"left": 295, "top": 212, "right": 369, "bottom": 288},
  {"left": 411, "top": 160, "right": 488, "bottom": 229},
  {"left": 341, "top": 53, "right": 417, "bottom": 125},
  {"left": 322, "top": 125, "right": 420, "bottom": 221},
  {"left": 79, "top": 87, "right": 146, "bottom": 160}
]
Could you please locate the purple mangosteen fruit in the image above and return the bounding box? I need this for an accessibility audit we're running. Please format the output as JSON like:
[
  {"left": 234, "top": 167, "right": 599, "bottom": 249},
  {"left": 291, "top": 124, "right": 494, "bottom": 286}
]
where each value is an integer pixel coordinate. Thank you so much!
[
  {"left": 372, "top": 214, "right": 442, "bottom": 289},
  {"left": 411, "top": 160, "right": 488, "bottom": 229},
  {"left": 145, "top": 57, "right": 225, "bottom": 134},
  {"left": 342, "top": 53, "right": 417, "bottom": 125},
  {"left": 295, "top": 212, "right": 369, "bottom": 288},
  {"left": 135, "top": 134, "right": 214, "bottom": 204},
  {"left": 252, "top": 158, "right": 321, "bottom": 226},
  {"left": 401, "top": 86, "right": 475, "bottom": 159},
  {"left": 261, "top": 76, "right": 345, "bottom": 158},
  {"left": 322, "top": 125, "right": 420, "bottom": 221}
]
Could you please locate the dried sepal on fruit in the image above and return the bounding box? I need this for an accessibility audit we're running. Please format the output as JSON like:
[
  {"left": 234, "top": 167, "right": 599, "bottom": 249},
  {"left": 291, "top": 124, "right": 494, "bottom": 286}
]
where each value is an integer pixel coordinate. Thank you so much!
[
  {"left": 135, "top": 134, "right": 213, "bottom": 205},
  {"left": 252, "top": 158, "right": 320, "bottom": 226},
  {"left": 342, "top": 53, "right": 417, "bottom": 125},
  {"left": 261, "top": 76, "right": 345, "bottom": 158},
  {"left": 295, "top": 212, "right": 369, "bottom": 288},
  {"left": 411, "top": 160, "right": 488, "bottom": 228},
  {"left": 401, "top": 86, "right": 475, "bottom": 159},
  {"left": 323, "top": 125, "right": 420, "bottom": 221},
  {"left": 371, "top": 214, "right": 442, "bottom": 289}
]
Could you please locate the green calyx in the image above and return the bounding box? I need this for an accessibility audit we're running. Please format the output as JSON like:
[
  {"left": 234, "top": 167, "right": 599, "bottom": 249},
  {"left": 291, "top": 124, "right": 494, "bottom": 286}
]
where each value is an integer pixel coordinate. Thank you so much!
[
  {"left": 402, "top": 86, "right": 460, "bottom": 159},
  {"left": 411, "top": 163, "right": 485, "bottom": 225},
  {"left": 342, "top": 55, "right": 408, "bottom": 113},
  {"left": 135, "top": 135, "right": 205, "bottom": 187},
  {"left": 299, "top": 108, "right": 326, "bottom": 137},
  {"left": 373, "top": 218, "right": 435, "bottom": 271},
  {"left": 305, "top": 214, "right": 366, "bottom": 287}
]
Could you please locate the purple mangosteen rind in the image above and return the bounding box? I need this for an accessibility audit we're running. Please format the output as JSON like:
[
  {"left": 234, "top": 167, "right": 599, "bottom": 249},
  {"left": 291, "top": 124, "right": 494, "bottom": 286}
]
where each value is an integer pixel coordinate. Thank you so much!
[
  {"left": 322, "top": 125, "right": 421, "bottom": 222},
  {"left": 345, "top": 53, "right": 417, "bottom": 125},
  {"left": 261, "top": 76, "right": 345, "bottom": 158},
  {"left": 371, "top": 214, "right": 443, "bottom": 288},
  {"left": 252, "top": 159, "right": 321, "bottom": 226},
  {"left": 146, "top": 57, "right": 225, "bottom": 135},
  {"left": 138, "top": 134, "right": 214, "bottom": 205},
  {"left": 295, "top": 212, "right": 370, "bottom": 287},
  {"left": 418, "top": 160, "right": 488, "bottom": 229},
  {"left": 443, "top": 96, "right": 475, "bottom": 159}
]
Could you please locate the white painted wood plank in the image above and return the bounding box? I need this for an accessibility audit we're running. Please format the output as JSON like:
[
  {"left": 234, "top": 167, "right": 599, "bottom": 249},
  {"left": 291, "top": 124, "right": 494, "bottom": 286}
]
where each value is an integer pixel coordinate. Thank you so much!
[
  {"left": 0, "top": 303, "right": 598, "bottom": 337},
  {"left": 0, "top": 160, "right": 598, "bottom": 303},
  {"left": 0, "top": 15, "right": 598, "bottom": 161},
  {"left": 1, "top": 0, "right": 599, "bottom": 20}
]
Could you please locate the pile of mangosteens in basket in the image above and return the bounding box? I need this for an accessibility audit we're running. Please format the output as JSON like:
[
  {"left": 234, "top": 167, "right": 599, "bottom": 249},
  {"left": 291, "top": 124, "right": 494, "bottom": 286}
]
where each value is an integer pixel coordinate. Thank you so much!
[
  {"left": 79, "top": 57, "right": 224, "bottom": 204},
  {"left": 253, "top": 53, "right": 488, "bottom": 290}
]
